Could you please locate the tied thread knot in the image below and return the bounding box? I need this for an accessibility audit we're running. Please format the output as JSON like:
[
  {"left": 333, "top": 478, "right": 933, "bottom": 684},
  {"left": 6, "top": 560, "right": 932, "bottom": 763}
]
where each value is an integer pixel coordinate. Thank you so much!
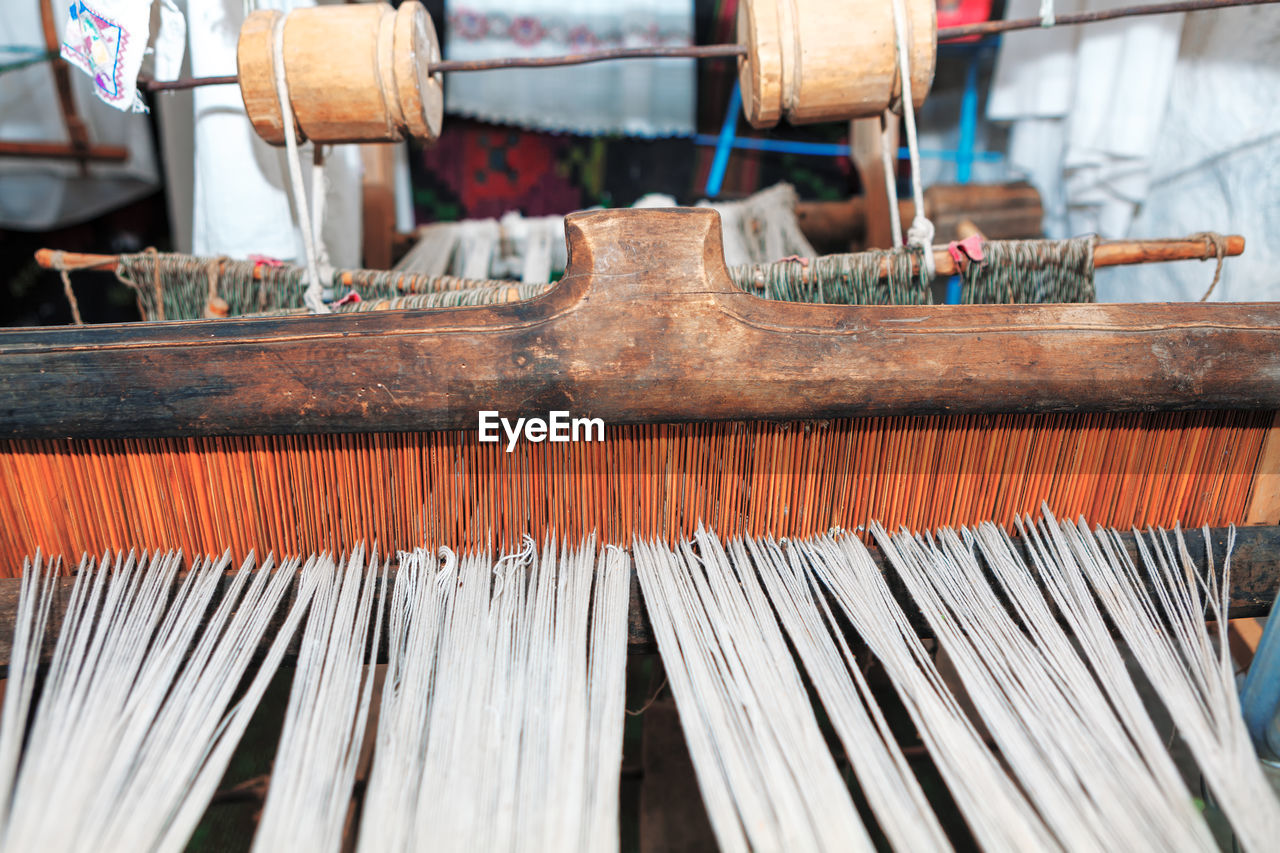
[
  {"left": 907, "top": 216, "right": 937, "bottom": 278},
  {"left": 1193, "top": 231, "right": 1228, "bottom": 302}
]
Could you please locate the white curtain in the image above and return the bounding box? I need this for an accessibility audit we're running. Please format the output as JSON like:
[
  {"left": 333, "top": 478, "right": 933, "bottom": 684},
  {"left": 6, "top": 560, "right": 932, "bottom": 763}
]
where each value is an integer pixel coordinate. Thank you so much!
[
  {"left": 987, "top": 1, "right": 1280, "bottom": 301},
  {"left": 444, "top": 0, "right": 695, "bottom": 137}
]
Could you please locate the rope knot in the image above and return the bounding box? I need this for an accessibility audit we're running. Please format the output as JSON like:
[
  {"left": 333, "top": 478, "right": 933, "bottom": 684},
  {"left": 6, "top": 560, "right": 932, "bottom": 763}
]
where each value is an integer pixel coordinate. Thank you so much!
[{"left": 907, "top": 215, "right": 937, "bottom": 278}]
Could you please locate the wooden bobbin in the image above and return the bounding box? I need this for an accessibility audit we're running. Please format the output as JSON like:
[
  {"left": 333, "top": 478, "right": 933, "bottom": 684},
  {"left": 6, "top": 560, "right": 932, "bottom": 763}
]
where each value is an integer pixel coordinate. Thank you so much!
[
  {"left": 237, "top": 1, "right": 443, "bottom": 146},
  {"left": 737, "top": 0, "right": 937, "bottom": 128}
]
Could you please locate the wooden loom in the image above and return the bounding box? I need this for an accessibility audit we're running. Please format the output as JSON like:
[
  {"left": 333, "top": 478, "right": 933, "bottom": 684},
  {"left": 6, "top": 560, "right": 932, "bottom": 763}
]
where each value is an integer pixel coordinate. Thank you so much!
[
  {"left": 4, "top": 1, "right": 1280, "bottom": 850},
  {"left": 4, "top": 207, "right": 1280, "bottom": 604}
]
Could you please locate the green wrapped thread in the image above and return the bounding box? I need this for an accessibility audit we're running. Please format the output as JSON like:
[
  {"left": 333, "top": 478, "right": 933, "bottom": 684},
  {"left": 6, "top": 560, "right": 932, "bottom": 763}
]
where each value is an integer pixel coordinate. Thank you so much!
[
  {"left": 960, "top": 237, "right": 1096, "bottom": 304},
  {"left": 728, "top": 237, "right": 1097, "bottom": 306},
  {"left": 729, "top": 246, "right": 933, "bottom": 305},
  {"left": 114, "top": 253, "right": 514, "bottom": 321}
]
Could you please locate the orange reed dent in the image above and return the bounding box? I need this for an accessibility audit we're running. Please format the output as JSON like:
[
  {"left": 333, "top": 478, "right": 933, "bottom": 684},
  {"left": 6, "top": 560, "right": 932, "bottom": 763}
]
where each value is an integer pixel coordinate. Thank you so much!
[{"left": 0, "top": 410, "right": 1270, "bottom": 574}]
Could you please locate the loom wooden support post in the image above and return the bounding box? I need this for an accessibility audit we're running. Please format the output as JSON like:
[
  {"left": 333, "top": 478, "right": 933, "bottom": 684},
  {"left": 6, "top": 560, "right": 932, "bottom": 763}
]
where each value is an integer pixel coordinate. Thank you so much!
[{"left": 0, "top": 524, "right": 1275, "bottom": 670}]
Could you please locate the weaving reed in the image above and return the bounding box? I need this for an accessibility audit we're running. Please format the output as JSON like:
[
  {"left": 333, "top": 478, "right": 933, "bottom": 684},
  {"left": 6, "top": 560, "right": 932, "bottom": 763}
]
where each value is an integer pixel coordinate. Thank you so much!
[{"left": 0, "top": 410, "right": 1268, "bottom": 573}]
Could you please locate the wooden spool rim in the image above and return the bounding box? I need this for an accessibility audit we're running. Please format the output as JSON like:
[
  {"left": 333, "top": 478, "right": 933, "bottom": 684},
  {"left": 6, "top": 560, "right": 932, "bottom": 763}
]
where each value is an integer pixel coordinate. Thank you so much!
[
  {"left": 236, "top": 9, "right": 294, "bottom": 146},
  {"left": 394, "top": 1, "right": 444, "bottom": 140}
]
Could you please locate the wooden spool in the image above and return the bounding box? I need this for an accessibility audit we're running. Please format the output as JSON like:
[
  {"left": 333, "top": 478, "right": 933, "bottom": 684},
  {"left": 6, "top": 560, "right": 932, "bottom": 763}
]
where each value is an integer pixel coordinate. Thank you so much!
[
  {"left": 237, "top": 1, "right": 443, "bottom": 146},
  {"left": 737, "top": 0, "right": 936, "bottom": 128}
]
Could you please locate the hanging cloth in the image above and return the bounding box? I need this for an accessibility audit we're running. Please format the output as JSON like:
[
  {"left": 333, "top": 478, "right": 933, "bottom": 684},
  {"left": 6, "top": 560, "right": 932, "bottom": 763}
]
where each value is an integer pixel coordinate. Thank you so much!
[{"left": 443, "top": 0, "right": 695, "bottom": 137}]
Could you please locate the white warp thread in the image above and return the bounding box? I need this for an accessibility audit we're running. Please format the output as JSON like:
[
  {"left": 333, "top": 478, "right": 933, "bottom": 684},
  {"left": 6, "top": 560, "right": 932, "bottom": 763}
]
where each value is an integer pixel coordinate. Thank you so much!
[
  {"left": 634, "top": 529, "right": 873, "bottom": 853},
  {"left": 253, "top": 547, "right": 387, "bottom": 853},
  {"left": 869, "top": 521, "right": 1217, "bottom": 852},
  {"left": 744, "top": 535, "right": 953, "bottom": 853},
  {"left": 357, "top": 536, "right": 629, "bottom": 853},
  {"left": 1058, "top": 516, "right": 1280, "bottom": 853},
  {"left": 641, "top": 518, "right": 1275, "bottom": 853},
  {"left": 0, "top": 549, "right": 315, "bottom": 853},
  {"left": 3, "top": 517, "right": 1273, "bottom": 852}
]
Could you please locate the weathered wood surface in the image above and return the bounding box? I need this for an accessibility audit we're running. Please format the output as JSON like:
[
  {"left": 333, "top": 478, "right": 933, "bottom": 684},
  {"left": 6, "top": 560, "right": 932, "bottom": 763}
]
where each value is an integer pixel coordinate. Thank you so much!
[
  {"left": 3, "top": 208, "right": 1279, "bottom": 439},
  {"left": 0, "top": 526, "right": 1274, "bottom": 670}
]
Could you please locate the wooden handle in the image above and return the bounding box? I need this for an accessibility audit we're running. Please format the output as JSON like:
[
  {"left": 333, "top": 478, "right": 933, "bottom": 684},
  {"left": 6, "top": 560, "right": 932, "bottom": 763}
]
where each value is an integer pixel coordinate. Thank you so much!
[{"left": 9, "top": 209, "right": 1279, "bottom": 439}]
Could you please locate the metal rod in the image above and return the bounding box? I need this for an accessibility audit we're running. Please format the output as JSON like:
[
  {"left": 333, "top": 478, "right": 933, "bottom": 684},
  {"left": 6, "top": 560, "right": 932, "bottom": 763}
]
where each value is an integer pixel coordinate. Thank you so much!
[
  {"left": 143, "top": 45, "right": 743, "bottom": 93},
  {"left": 937, "top": 0, "right": 1276, "bottom": 40},
  {"left": 0, "top": 141, "right": 129, "bottom": 163},
  {"left": 143, "top": 73, "right": 237, "bottom": 92},
  {"left": 141, "top": 0, "right": 1276, "bottom": 93},
  {"left": 429, "top": 43, "right": 745, "bottom": 73}
]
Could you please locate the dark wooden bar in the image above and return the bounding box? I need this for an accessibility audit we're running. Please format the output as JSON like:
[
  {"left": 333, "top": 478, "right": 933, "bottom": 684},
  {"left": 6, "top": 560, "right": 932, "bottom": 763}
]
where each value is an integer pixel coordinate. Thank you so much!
[
  {"left": 2, "top": 208, "right": 1279, "bottom": 439},
  {"left": 0, "top": 525, "right": 1274, "bottom": 670}
]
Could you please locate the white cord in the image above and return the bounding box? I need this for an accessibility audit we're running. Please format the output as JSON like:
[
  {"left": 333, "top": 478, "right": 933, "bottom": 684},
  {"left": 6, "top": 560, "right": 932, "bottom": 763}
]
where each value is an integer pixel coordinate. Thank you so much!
[
  {"left": 889, "top": 0, "right": 936, "bottom": 277},
  {"left": 271, "top": 14, "right": 330, "bottom": 314},
  {"left": 879, "top": 111, "right": 905, "bottom": 248}
]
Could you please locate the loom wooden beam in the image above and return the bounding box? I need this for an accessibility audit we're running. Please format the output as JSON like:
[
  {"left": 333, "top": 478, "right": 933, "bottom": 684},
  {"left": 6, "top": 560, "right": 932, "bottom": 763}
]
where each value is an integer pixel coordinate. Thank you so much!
[
  {"left": 0, "top": 525, "right": 1274, "bottom": 670},
  {"left": 4, "top": 208, "right": 1277, "bottom": 439}
]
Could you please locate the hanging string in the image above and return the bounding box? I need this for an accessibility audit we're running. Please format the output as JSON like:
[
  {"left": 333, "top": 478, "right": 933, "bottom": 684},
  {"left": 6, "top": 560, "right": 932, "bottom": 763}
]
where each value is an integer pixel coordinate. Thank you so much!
[
  {"left": 879, "top": 111, "right": 905, "bottom": 248},
  {"left": 270, "top": 13, "right": 329, "bottom": 314},
  {"left": 1194, "top": 231, "right": 1228, "bottom": 301},
  {"left": 889, "top": 0, "right": 936, "bottom": 278},
  {"left": 48, "top": 250, "right": 100, "bottom": 325}
]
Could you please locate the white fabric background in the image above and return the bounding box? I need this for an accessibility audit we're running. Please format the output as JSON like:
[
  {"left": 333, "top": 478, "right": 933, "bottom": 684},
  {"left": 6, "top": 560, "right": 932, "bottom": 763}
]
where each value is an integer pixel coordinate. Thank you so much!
[
  {"left": 1097, "top": 7, "right": 1280, "bottom": 302},
  {"left": 987, "top": 1, "right": 1280, "bottom": 301},
  {"left": 444, "top": 0, "right": 695, "bottom": 137},
  {"left": 177, "top": 0, "right": 361, "bottom": 266},
  {"left": 0, "top": 0, "right": 161, "bottom": 230}
]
